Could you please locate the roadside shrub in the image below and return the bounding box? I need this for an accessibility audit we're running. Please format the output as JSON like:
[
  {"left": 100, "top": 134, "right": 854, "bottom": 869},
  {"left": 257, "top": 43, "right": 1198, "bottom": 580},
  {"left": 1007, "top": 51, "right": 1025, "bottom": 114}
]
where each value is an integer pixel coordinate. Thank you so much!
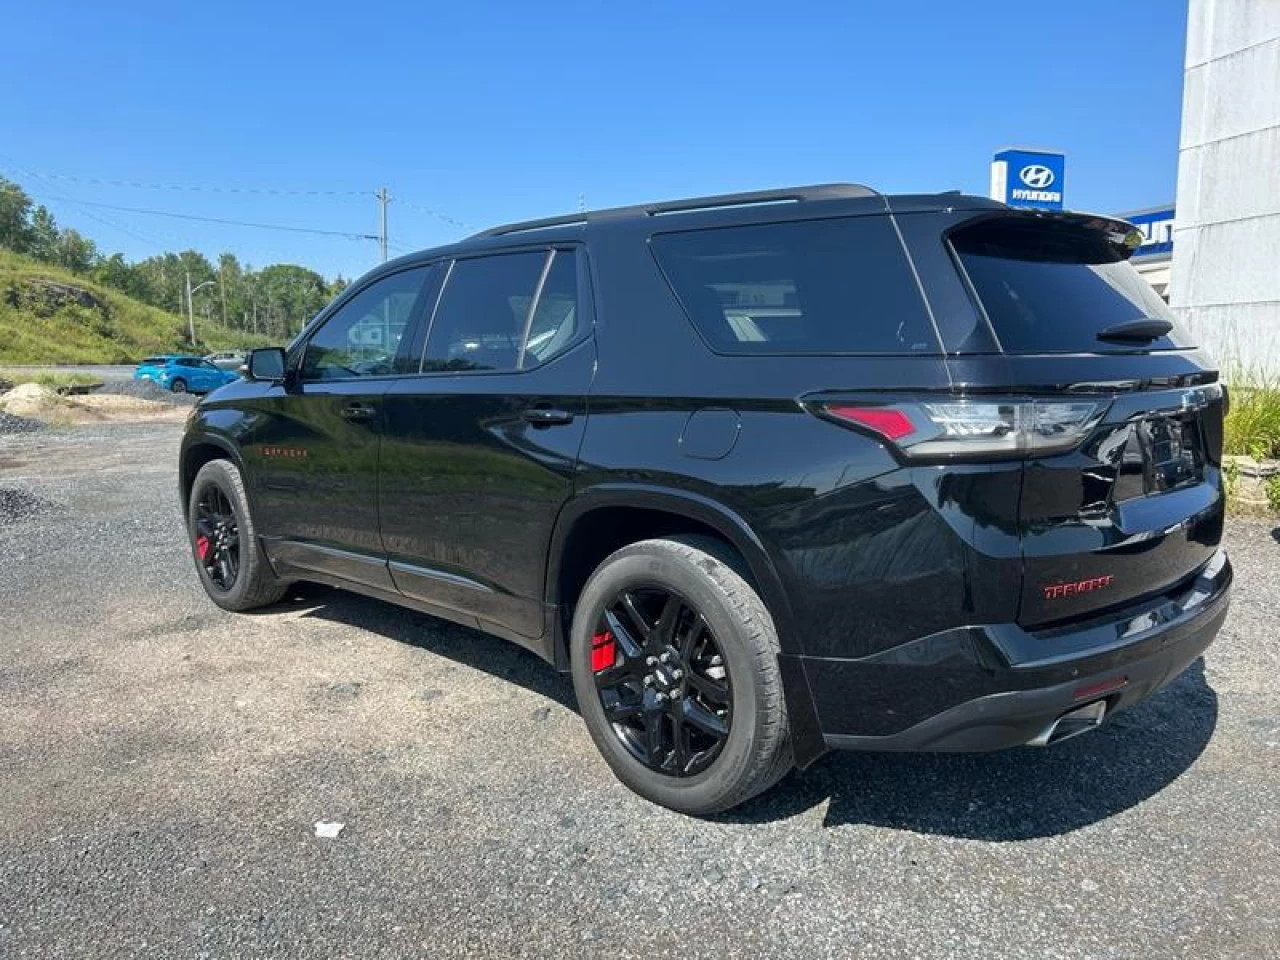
[{"left": 1223, "top": 372, "right": 1280, "bottom": 460}]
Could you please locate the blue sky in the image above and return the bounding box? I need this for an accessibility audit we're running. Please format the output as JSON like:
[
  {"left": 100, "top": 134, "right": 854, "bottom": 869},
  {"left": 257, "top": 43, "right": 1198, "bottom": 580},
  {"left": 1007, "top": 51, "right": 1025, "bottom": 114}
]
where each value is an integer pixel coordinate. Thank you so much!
[{"left": 1, "top": 0, "right": 1188, "bottom": 281}]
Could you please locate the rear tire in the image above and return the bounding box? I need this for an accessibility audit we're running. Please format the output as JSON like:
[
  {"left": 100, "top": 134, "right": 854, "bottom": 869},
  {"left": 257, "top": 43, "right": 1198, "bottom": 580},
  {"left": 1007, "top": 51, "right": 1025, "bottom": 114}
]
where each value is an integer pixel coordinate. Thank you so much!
[
  {"left": 170, "top": 378, "right": 187, "bottom": 394},
  {"left": 571, "top": 535, "right": 792, "bottom": 815},
  {"left": 188, "top": 459, "right": 287, "bottom": 611}
]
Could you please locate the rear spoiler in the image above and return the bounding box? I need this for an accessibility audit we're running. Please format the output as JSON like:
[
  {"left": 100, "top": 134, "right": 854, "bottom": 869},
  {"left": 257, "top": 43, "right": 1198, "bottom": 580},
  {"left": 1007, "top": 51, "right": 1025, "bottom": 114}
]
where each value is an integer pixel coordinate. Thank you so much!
[{"left": 948, "top": 207, "right": 1144, "bottom": 261}]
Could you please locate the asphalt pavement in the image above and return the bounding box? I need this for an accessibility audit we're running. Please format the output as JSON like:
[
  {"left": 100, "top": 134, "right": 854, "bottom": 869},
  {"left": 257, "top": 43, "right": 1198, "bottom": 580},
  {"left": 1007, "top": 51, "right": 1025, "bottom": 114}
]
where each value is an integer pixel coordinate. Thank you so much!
[
  {"left": 0, "top": 364, "right": 137, "bottom": 382},
  {"left": 1, "top": 421, "right": 1277, "bottom": 958}
]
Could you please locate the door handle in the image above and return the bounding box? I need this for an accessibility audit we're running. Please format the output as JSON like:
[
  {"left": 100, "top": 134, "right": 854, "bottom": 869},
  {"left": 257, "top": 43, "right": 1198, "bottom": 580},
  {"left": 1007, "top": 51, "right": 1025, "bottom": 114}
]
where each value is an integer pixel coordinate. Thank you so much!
[
  {"left": 522, "top": 407, "right": 574, "bottom": 427},
  {"left": 340, "top": 402, "right": 377, "bottom": 423}
]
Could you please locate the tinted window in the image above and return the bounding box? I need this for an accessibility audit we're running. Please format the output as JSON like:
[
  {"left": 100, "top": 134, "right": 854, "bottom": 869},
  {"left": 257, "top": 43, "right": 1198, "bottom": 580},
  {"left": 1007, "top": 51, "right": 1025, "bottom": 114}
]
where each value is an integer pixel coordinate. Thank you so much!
[
  {"left": 301, "top": 267, "right": 430, "bottom": 380},
  {"left": 424, "top": 252, "right": 545, "bottom": 372},
  {"left": 952, "top": 218, "right": 1195, "bottom": 354},
  {"left": 522, "top": 249, "right": 578, "bottom": 368},
  {"left": 651, "top": 217, "right": 937, "bottom": 355},
  {"left": 140, "top": 357, "right": 166, "bottom": 366}
]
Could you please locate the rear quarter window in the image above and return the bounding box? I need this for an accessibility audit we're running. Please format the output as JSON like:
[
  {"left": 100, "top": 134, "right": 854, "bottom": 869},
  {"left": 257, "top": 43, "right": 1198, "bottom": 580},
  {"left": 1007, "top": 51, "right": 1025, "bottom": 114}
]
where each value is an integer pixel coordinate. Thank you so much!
[{"left": 651, "top": 216, "right": 938, "bottom": 355}]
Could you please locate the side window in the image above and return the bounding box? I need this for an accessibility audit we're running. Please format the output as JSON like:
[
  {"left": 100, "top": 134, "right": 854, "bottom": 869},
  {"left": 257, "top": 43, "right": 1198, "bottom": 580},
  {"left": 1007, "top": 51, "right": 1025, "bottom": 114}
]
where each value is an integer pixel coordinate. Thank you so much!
[
  {"left": 423, "top": 252, "right": 546, "bottom": 372},
  {"left": 521, "top": 249, "right": 578, "bottom": 368},
  {"left": 651, "top": 217, "right": 937, "bottom": 355},
  {"left": 301, "top": 266, "right": 430, "bottom": 380}
]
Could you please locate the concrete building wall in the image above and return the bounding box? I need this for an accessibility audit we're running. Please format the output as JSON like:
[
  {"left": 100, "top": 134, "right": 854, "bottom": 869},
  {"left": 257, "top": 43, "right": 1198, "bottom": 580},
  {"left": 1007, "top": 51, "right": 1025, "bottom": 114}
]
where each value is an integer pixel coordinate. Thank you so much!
[{"left": 1170, "top": 0, "right": 1280, "bottom": 377}]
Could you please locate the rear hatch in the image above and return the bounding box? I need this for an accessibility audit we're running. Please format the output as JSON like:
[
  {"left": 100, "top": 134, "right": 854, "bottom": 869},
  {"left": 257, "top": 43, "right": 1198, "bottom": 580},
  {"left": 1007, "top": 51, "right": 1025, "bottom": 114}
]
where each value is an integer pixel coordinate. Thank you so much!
[{"left": 949, "top": 213, "right": 1225, "bottom": 626}]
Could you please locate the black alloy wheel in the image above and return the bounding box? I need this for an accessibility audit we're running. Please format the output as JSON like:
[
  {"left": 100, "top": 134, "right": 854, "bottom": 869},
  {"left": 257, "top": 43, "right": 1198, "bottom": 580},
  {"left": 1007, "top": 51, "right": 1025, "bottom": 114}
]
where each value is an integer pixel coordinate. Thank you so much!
[
  {"left": 591, "top": 586, "right": 732, "bottom": 777},
  {"left": 170, "top": 378, "right": 188, "bottom": 393},
  {"left": 194, "top": 483, "right": 240, "bottom": 591}
]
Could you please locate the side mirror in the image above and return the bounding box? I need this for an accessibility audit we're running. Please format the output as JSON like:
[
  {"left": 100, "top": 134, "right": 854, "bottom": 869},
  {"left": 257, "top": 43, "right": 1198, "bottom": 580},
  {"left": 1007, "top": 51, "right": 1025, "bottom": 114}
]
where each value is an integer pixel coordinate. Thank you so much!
[{"left": 245, "top": 347, "right": 287, "bottom": 382}]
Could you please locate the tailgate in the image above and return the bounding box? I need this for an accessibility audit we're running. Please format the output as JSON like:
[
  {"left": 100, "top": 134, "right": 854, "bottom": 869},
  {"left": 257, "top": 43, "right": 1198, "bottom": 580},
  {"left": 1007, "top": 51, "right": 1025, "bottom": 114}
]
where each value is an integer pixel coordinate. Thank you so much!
[{"left": 1018, "top": 384, "right": 1226, "bottom": 627}]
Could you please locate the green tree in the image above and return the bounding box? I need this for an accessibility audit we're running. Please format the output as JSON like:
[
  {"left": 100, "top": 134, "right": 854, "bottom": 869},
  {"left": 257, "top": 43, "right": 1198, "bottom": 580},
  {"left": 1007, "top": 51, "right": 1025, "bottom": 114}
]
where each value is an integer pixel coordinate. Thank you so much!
[
  {"left": 217, "top": 252, "right": 243, "bottom": 327},
  {"left": 53, "top": 228, "right": 98, "bottom": 274},
  {"left": 135, "top": 252, "right": 191, "bottom": 315},
  {"left": 0, "top": 177, "right": 32, "bottom": 251},
  {"left": 28, "top": 205, "right": 60, "bottom": 262},
  {"left": 256, "top": 263, "right": 330, "bottom": 339},
  {"left": 93, "top": 252, "right": 135, "bottom": 293}
]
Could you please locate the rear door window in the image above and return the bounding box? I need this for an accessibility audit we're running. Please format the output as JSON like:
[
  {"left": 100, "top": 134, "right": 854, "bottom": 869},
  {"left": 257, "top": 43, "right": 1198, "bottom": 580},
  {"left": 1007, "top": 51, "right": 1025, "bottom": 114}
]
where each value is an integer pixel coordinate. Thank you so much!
[
  {"left": 423, "top": 252, "right": 547, "bottom": 372},
  {"left": 951, "top": 217, "right": 1195, "bottom": 354},
  {"left": 522, "top": 249, "right": 579, "bottom": 368},
  {"left": 650, "top": 216, "right": 938, "bottom": 355}
]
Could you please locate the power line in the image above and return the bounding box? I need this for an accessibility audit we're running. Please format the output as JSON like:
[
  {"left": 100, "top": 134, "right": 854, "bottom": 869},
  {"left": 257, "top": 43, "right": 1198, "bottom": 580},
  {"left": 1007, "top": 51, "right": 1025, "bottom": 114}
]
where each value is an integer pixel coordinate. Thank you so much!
[
  {"left": 396, "top": 197, "right": 472, "bottom": 230},
  {"left": 31, "top": 192, "right": 379, "bottom": 241},
  {"left": 4, "top": 159, "right": 473, "bottom": 234},
  {"left": 55, "top": 201, "right": 170, "bottom": 250},
  {"left": 10, "top": 166, "right": 373, "bottom": 198}
]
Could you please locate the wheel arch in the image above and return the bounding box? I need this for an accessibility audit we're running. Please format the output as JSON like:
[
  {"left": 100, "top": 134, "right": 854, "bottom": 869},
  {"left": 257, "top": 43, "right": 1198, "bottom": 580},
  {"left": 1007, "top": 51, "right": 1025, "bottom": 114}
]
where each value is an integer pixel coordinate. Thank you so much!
[
  {"left": 546, "top": 485, "right": 798, "bottom": 656},
  {"left": 179, "top": 433, "right": 246, "bottom": 520}
]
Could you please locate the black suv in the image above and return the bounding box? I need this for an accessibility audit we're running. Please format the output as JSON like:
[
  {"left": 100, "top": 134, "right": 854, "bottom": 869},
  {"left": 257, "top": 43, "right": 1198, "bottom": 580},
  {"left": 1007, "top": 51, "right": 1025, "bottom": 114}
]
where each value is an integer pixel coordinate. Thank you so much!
[{"left": 180, "top": 184, "right": 1231, "bottom": 814}]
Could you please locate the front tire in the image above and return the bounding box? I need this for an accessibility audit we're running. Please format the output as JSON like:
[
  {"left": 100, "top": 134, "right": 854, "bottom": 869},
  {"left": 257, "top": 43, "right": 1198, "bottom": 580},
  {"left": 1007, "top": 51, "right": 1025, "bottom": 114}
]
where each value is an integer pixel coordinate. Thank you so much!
[
  {"left": 188, "top": 459, "right": 287, "bottom": 611},
  {"left": 571, "top": 536, "right": 792, "bottom": 815}
]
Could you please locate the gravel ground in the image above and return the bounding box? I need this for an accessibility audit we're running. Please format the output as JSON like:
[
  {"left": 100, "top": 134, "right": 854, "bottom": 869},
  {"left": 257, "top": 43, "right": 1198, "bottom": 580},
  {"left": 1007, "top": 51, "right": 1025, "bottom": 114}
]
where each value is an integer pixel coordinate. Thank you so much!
[
  {"left": 1, "top": 422, "right": 1277, "bottom": 959},
  {"left": 0, "top": 411, "right": 43, "bottom": 435},
  {"left": 95, "top": 378, "right": 199, "bottom": 406}
]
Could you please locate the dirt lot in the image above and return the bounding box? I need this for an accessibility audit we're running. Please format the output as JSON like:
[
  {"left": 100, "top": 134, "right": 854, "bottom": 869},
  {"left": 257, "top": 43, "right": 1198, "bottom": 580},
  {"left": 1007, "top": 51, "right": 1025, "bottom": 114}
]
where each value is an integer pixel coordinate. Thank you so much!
[{"left": 1, "top": 421, "right": 1278, "bottom": 959}]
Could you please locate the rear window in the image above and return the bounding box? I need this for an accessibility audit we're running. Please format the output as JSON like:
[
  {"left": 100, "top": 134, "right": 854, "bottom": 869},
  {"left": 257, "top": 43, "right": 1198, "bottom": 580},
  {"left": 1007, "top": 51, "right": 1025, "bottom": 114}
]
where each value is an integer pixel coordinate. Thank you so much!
[
  {"left": 651, "top": 216, "right": 938, "bottom": 355},
  {"left": 952, "top": 217, "right": 1195, "bottom": 354},
  {"left": 140, "top": 357, "right": 167, "bottom": 366}
]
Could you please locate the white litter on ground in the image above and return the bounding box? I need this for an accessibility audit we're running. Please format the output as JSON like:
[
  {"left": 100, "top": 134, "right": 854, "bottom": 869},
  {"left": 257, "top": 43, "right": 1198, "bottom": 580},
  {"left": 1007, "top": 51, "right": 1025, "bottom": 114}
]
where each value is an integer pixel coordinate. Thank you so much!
[{"left": 314, "top": 821, "right": 345, "bottom": 839}]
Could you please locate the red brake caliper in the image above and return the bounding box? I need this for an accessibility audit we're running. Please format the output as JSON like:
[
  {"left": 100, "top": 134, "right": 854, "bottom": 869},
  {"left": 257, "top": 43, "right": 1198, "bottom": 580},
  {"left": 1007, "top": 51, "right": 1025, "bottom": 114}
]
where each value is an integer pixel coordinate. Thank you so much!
[
  {"left": 590, "top": 631, "right": 616, "bottom": 672},
  {"left": 196, "top": 535, "right": 211, "bottom": 561}
]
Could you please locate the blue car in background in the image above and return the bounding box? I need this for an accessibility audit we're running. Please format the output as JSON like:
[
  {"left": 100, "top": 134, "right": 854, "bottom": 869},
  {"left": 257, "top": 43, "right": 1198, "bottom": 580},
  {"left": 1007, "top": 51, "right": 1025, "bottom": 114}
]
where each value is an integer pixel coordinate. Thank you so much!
[{"left": 134, "top": 355, "right": 239, "bottom": 394}]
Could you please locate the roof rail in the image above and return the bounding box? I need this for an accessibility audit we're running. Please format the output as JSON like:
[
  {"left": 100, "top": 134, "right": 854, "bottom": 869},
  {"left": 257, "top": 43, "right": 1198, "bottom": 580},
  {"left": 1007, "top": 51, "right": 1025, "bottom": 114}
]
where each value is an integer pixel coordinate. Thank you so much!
[{"left": 468, "top": 183, "right": 879, "bottom": 240}]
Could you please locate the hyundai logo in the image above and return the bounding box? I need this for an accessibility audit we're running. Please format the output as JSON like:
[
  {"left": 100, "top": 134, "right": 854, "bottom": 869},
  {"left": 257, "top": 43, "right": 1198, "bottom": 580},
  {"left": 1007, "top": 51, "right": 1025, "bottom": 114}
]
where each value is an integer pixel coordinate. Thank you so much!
[{"left": 1019, "top": 164, "right": 1056, "bottom": 189}]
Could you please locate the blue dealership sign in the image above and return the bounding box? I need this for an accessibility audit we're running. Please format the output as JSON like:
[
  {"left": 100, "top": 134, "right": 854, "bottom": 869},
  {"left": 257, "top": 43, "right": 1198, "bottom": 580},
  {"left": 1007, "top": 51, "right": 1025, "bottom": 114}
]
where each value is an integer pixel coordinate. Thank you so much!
[
  {"left": 1124, "top": 206, "right": 1175, "bottom": 258},
  {"left": 990, "top": 148, "right": 1066, "bottom": 210}
]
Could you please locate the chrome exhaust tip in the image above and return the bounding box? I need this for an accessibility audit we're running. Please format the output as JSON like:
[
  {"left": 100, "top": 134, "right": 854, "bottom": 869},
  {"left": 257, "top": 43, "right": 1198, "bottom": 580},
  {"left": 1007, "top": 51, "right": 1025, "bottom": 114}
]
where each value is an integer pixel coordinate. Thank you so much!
[{"left": 1027, "top": 700, "right": 1107, "bottom": 747}]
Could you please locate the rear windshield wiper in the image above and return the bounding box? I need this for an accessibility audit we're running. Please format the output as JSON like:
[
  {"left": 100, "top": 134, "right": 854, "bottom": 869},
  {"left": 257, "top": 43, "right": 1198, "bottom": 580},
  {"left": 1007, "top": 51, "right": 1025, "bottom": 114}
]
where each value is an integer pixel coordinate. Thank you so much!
[{"left": 1096, "top": 318, "right": 1173, "bottom": 343}]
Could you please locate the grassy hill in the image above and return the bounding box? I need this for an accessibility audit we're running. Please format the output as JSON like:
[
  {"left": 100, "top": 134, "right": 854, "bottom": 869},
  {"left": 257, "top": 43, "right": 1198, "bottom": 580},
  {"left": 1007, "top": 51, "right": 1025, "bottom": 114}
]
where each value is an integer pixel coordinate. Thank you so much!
[{"left": 0, "top": 249, "right": 271, "bottom": 364}]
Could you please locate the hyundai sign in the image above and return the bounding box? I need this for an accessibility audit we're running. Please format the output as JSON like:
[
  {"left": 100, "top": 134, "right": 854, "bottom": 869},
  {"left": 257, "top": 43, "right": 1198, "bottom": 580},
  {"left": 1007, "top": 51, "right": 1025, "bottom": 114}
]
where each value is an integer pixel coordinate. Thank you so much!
[{"left": 990, "top": 148, "right": 1066, "bottom": 210}]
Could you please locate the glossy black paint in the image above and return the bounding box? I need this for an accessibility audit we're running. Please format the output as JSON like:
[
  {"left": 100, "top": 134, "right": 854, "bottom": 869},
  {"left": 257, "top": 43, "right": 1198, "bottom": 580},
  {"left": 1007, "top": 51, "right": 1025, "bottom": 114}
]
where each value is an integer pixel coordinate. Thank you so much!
[
  {"left": 379, "top": 339, "right": 595, "bottom": 640},
  {"left": 181, "top": 186, "right": 1229, "bottom": 770}
]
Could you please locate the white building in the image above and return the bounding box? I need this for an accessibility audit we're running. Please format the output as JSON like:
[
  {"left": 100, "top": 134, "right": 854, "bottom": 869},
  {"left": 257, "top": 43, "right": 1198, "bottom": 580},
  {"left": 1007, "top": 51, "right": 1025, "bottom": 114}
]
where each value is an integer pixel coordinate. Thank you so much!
[{"left": 1169, "top": 0, "right": 1280, "bottom": 377}]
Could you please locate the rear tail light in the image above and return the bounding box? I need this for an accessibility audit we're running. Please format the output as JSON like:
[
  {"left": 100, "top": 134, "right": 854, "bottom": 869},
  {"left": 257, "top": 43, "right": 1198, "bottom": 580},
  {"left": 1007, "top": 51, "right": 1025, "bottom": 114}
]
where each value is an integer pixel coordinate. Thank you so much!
[
  {"left": 821, "top": 398, "right": 1108, "bottom": 460},
  {"left": 824, "top": 406, "right": 915, "bottom": 441}
]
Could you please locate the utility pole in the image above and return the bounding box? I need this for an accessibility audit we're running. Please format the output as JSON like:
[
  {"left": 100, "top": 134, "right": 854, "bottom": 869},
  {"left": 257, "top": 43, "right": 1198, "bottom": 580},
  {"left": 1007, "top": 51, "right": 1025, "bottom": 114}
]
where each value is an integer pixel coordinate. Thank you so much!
[
  {"left": 376, "top": 186, "right": 390, "bottom": 262},
  {"left": 185, "top": 270, "right": 196, "bottom": 347},
  {"left": 185, "top": 270, "right": 217, "bottom": 349}
]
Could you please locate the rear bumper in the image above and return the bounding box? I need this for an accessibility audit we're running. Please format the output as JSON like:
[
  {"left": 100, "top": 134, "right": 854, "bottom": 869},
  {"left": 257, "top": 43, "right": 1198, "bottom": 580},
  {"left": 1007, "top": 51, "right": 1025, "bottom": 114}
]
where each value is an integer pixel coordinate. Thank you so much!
[{"left": 797, "top": 549, "right": 1230, "bottom": 753}]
